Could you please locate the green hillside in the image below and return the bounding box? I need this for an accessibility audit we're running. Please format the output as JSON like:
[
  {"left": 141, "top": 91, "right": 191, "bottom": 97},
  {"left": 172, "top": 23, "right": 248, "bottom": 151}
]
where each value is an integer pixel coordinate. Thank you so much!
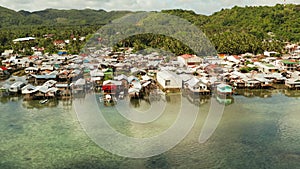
[
  {"left": 162, "top": 4, "right": 300, "bottom": 41},
  {"left": 0, "top": 4, "right": 299, "bottom": 55},
  {"left": 0, "top": 8, "right": 131, "bottom": 27}
]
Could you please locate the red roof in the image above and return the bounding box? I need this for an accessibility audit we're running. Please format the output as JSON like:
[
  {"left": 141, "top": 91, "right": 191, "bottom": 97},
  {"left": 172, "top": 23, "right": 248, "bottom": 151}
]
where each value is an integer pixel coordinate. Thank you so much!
[
  {"left": 44, "top": 34, "right": 54, "bottom": 38},
  {"left": 29, "top": 56, "right": 39, "bottom": 60},
  {"left": 53, "top": 40, "right": 65, "bottom": 44},
  {"left": 0, "top": 66, "right": 8, "bottom": 71},
  {"left": 233, "top": 55, "right": 240, "bottom": 59},
  {"left": 37, "top": 47, "right": 45, "bottom": 51},
  {"left": 181, "top": 54, "right": 193, "bottom": 59},
  {"left": 102, "top": 84, "right": 117, "bottom": 91}
]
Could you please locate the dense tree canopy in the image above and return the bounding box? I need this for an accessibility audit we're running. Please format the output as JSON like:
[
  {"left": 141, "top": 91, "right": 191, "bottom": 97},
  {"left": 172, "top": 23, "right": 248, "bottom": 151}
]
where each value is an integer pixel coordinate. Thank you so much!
[{"left": 0, "top": 4, "right": 299, "bottom": 55}]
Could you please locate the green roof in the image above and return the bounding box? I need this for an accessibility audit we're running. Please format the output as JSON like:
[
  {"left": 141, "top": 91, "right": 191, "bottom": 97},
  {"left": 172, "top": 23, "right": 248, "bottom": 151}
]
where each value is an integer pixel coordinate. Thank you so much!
[
  {"left": 282, "top": 60, "right": 298, "bottom": 64},
  {"left": 265, "top": 64, "right": 275, "bottom": 67}
]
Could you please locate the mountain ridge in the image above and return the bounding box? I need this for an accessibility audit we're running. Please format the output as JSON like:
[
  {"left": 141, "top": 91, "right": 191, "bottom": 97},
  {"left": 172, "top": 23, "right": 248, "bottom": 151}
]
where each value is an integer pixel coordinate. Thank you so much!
[{"left": 0, "top": 4, "right": 299, "bottom": 55}]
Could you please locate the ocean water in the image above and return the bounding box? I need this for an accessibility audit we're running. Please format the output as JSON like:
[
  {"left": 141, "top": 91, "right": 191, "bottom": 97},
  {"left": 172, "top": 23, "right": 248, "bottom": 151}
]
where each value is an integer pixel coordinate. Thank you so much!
[{"left": 0, "top": 89, "right": 300, "bottom": 169}]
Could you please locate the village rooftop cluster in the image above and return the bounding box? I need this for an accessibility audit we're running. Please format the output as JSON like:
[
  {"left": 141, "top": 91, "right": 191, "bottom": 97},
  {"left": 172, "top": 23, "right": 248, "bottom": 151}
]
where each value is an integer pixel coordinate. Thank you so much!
[{"left": 1, "top": 37, "right": 300, "bottom": 105}]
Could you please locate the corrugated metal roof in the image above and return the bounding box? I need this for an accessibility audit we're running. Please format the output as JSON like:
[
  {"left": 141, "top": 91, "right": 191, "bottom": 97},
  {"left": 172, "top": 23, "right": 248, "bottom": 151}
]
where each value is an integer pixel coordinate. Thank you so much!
[{"left": 33, "top": 74, "right": 57, "bottom": 79}]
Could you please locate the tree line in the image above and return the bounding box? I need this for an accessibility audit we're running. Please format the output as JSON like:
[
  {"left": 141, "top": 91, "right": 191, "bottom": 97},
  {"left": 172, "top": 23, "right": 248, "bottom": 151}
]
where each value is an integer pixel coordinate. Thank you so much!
[{"left": 0, "top": 4, "right": 299, "bottom": 56}]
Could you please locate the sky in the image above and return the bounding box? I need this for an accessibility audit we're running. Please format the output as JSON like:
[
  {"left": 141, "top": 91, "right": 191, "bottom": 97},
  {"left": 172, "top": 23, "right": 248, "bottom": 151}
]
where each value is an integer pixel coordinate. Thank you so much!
[{"left": 0, "top": 0, "right": 299, "bottom": 15}]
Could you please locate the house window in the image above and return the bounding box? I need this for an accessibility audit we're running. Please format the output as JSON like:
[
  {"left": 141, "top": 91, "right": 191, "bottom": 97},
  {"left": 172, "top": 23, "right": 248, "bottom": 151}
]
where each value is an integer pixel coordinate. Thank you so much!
[{"left": 165, "top": 80, "right": 171, "bottom": 86}]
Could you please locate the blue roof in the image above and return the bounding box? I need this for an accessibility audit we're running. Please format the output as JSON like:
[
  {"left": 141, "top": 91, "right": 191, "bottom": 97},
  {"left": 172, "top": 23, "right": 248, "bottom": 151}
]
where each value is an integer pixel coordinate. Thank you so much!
[
  {"left": 58, "top": 51, "right": 67, "bottom": 55},
  {"left": 34, "top": 75, "right": 57, "bottom": 79}
]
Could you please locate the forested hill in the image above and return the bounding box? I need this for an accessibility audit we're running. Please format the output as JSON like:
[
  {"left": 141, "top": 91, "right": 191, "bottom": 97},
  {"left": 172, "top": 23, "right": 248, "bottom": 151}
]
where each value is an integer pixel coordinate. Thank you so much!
[
  {"left": 1, "top": 4, "right": 299, "bottom": 40},
  {"left": 0, "top": 4, "right": 300, "bottom": 55},
  {"left": 163, "top": 4, "right": 300, "bottom": 42},
  {"left": 0, "top": 6, "right": 131, "bottom": 28}
]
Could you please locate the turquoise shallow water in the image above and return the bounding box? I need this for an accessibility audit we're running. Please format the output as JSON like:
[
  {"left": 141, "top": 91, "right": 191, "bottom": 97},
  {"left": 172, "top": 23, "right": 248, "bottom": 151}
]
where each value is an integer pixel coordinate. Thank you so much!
[{"left": 1, "top": 89, "right": 300, "bottom": 169}]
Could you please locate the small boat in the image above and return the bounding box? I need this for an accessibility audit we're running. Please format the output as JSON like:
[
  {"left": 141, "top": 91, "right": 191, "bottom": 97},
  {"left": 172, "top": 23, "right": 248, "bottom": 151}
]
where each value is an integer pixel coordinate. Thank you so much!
[{"left": 39, "top": 99, "right": 48, "bottom": 104}]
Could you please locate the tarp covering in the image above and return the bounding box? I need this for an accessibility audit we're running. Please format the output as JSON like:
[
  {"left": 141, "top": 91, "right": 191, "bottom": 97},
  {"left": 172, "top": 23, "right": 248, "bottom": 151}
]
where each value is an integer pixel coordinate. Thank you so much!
[
  {"left": 102, "top": 84, "right": 117, "bottom": 91},
  {"left": 0, "top": 66, "right": 8, "bottom": 71}
]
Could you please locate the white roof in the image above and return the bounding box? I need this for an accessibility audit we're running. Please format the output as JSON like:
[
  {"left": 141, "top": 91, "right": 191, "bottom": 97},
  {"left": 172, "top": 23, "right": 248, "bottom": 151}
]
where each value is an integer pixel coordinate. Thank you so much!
[
  {"left": 22, "top": 85, "right": 53, "bottom": 94},
  {"left": 91, "top": 77, "right": 101, "bottom": 82},
  {"left": 178, "top": 74, "right": 193, "bottom": 82},
  {"left": 128, "top": 76, "right": 139, "bottom": 83},
  {"left": 21, "top": 84, "right": 36, "bottom": 94},
  {"left": 10, "top": 81, "right": 25, "bottom": 88},
  {"left": 128, "top": 88, "right": 140, "bottom": 93},
  {"left": 25, "top": 67, "right": 39, "bottom": 71},
  {"left": 157, "top": 71, "right": 182, "bottom": 87},
  {"left": 226, "top": 55, "right": 240, "bottom": 63},
  {"left": 90, "top": 69, "right": 104, "bottom": 77},
  {"left": 114, "top": 63, "right": 124, "bottom": 67},
  {"left": 13, "top": 37, "right": 35, "bottom": 42},
  {"left": 75, "top": 78, "right": 86, "bottom": 86},
  {"left": 47, "top": 87, "right": 58, "bottom": 93},
  {"left": 142, "top": 81, "right": 151, "bottom": 87},
  {"left": 185, "top": 77, "right": 200, "bottom": 87},
  {"left": 114, "top": 74, "right": 128, "bottom": 81},
  {"left": 141, "top": 75, "right": 151, "bottom": 81},
  {"left": 37, "top": 86, "right": 48, "bottom": 93},
  {"left": 55, "top": 83, "right": 69, "bottom": 88},
  {"left": 131, "top": 81, "right": 142, "bottom": 90},
  {"left": 103, "top": 80, "right": 122, "bottom": 86},
  {"left": 43, "top": 80, "right": 57, "bottom": 88}
]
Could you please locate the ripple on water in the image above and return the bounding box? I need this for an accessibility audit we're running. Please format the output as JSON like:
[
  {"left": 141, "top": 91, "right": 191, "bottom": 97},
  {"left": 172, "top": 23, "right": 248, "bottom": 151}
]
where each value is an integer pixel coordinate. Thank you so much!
[{"left": 0, "top": 91, "right": 300, "bottom": 168}]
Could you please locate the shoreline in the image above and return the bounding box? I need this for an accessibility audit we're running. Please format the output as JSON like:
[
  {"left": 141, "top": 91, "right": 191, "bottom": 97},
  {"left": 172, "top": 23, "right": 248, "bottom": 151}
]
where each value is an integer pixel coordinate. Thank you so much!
[{"left": 1, "top": 87, "right": 299, "bottom": 106}]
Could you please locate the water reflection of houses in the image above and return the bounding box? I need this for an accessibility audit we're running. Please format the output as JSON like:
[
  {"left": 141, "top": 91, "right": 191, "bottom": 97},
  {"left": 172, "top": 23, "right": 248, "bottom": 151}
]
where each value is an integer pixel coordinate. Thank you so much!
[
  {"left": 236, "top": 89, "right": 273, "bottom": 98},
  {"left": 283, "top": 89, "right": 300, "bottom": 97},
  {"left": 0, "top": 84, "right": 10, "bottom": 97},
  {"left": 55, "top": 83, "right": 72, "bottom": 99},
  {"left": 22, "top": 99, "right": 59, "bottom": 109},
  {"left": 216, "top": 95, "right": 234, "bottom": 105}
]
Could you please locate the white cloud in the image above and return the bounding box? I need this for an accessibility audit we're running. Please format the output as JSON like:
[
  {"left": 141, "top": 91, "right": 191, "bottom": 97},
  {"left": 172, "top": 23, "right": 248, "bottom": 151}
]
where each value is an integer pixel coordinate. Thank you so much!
[{"left": 0, "top": 0, "right": 299, "bottom": 15}]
